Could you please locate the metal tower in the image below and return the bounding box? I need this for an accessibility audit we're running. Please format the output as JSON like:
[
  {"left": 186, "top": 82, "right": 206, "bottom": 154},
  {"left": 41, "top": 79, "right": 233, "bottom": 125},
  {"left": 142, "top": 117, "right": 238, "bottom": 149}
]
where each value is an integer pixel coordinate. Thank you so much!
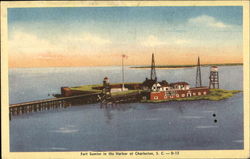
[
  {"left": 209, "top": 66, "right": 219, "bottom": 89},
  {"left": 150, "top": 53, "right": 157, "bottom": 81},
  {"left": 195, "top": 56, "right": 202, "bottom": 87}
]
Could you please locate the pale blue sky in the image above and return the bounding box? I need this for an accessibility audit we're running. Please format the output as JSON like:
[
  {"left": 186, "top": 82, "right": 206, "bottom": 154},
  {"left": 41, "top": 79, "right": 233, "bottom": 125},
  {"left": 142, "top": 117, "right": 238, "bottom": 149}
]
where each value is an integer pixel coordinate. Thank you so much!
[
  {"left": 8, "top": 6, "right": 242, "bottom": 38},
  {"left": 8, "top": 6, "right": 243, "bottom": 67}
]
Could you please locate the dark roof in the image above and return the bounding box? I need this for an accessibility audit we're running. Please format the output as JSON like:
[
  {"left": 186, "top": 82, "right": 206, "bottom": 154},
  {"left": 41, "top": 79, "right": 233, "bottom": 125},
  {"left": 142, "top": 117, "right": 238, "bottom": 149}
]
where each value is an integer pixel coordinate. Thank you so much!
[
  {"left": 159, "top": 80, "right": 169, "bottom": 87},
  {"left": 170, "top": 82, "right": 189, "bottom": 86},
  {"left": 142, "top": 78, "right": 157, "bottom": 88}
]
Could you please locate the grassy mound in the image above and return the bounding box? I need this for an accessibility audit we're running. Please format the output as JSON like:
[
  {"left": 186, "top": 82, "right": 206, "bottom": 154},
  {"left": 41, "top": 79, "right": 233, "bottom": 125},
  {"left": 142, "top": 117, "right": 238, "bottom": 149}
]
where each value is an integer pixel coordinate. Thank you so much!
[
  {"left": 70, "top": 82, "right": 141, "bottom": 93},
  {"left": 70, "top": 84, "right": 103, "bottom": 93},
  {"left": 203, "top": 89, "right": 241, "bottom": 101},
  {"left": 111, "top": 90, "right": 139, "bottom": 96}
]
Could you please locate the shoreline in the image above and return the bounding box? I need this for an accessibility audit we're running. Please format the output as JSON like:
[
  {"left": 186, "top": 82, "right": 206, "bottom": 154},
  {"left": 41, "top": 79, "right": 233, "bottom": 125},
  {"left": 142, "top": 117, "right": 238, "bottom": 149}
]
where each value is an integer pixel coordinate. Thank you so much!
[
  {"left": 9, "top": 63, "right": 243, "bottom": 69},
  {"left": 131, "top": 67, "right": 189, "bottom": 70},
  {"left": 130, "top": 63, "right": 243, "bottom": 69}
]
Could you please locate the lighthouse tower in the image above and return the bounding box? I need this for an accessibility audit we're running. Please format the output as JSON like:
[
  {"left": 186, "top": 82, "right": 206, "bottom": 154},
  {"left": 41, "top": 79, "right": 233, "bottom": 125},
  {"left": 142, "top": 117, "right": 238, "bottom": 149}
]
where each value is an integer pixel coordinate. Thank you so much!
[
  {"left": 209, "top": 66, "right": 219, "bottom": 89},
  {"left": 103, "top": 77, "right": 111, "bottom": 95}
]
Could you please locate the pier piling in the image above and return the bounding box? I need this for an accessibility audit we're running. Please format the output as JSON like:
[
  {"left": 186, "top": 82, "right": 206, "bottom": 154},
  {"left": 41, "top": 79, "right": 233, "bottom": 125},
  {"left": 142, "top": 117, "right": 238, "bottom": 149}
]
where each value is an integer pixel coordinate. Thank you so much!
[{"left": 9, "top": 93, "right": 102, "bottom": 120}]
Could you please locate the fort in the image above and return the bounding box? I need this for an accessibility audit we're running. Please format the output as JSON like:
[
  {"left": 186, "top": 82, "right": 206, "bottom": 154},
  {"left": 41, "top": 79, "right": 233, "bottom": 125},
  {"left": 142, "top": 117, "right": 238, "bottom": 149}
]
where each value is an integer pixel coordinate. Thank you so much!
[
  {"left": 59, "top": 54, "right": 240, "bottom": 103},
  {"left": 9, "top": 54, "right": 241, "bottom": 120}
]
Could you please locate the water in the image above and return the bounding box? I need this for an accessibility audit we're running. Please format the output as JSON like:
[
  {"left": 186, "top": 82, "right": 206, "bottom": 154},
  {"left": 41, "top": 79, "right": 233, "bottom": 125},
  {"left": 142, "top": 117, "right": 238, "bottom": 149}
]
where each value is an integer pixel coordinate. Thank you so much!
[{"left": 9, "top": 66, "right": 243, "bottom": 151}]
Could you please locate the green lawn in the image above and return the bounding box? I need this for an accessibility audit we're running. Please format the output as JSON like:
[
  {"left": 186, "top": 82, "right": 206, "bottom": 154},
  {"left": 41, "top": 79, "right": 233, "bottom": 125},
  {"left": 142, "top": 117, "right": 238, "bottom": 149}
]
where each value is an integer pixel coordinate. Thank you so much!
[
  {"left": 111, "top": 90, "right": 139, "bottom": 96},
  {"left": 70, "top": 84, "right": 103, "bottom": 93},
  {"left": 141, "top": 89, "right": 241, "bottom": 103},
  {"left": 69, "top": 82, "right": 142, "bottom": 93}
]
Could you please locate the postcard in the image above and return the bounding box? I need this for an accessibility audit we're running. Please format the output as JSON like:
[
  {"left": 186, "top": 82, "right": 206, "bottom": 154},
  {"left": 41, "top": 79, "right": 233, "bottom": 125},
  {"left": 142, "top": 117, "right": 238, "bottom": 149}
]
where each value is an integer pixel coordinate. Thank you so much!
[{"left": 1, "top": 1, "right": 249, "bottom": 159}]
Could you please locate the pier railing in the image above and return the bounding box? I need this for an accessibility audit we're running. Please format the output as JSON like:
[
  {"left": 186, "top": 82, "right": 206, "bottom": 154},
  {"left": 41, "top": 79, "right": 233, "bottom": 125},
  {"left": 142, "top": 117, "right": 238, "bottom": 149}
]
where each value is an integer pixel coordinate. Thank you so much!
[
  {"left": 9, "top": 91, "right": 143, "bottom": 120},
  {"left": 9, "top": 93, "right": 101, "bottom": 119}
]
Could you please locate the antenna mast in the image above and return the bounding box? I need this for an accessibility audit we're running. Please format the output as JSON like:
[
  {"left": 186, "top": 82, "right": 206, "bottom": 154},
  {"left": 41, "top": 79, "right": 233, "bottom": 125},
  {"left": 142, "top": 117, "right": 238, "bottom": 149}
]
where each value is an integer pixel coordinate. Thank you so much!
[
  {"left": 195, "top": 56, "right": 202, "bottom": 87},
  {"left": 150, "top": 53, "right": 157, "bottom": 81}
]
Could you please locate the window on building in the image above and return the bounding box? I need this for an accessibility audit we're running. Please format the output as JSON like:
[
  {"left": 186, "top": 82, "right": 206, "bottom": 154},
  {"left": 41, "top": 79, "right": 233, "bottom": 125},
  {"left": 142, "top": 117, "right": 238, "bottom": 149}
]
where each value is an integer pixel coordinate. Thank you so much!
[
  {"left": 176, "top": 94, "right": 179, "bottom": 97},
  {"left": 203, "top": 92, "right": 207, "bottom": 95},
  {"left": 166, "top": 91, "right": 171, "bottom": 96},
  {"left": 198, "top": 92, "right": 201, "bottom": 95},
  {"left": 154, "top": 96, "right": 158, "bottom": 100},
  {"left": 187, "top": 93, "right": 192, "bottom": 97},
  {"left": 182, "top": 94, "right": 185, "bottom": 97},
  {"left": 193, "top": 93, "right": 196, "bottom": 95}
]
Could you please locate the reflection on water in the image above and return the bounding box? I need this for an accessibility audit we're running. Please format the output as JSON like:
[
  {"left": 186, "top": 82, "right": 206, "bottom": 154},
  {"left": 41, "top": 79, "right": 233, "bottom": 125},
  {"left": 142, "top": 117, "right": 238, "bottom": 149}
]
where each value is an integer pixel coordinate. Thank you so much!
[
  {"left": 50, "top": 127, "right": 79, "bottom": 134},
  {"left": 104, "top": 108, "right": 113, "bottom": 124},
  {"left": 103, "top": 104, "right": 135, "bottom": 124},
  {"left": 180, "top": 116, "right": 204, "bottom": 119},
  {"left": 195, "top": 125, "right": 219, "bottom": 129},
  {"left": 10, "top": 93, "right": 243, "bottom": 151},
  {"left": 9, "top": 66, "right": 243, "bottom": 151}
]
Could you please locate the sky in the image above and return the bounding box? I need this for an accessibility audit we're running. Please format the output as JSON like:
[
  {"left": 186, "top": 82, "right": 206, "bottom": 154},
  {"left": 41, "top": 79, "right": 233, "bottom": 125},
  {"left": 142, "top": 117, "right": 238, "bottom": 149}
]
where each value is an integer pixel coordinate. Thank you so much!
[{"left": 8, "top": 6, "right": 243, "bottom": 68}]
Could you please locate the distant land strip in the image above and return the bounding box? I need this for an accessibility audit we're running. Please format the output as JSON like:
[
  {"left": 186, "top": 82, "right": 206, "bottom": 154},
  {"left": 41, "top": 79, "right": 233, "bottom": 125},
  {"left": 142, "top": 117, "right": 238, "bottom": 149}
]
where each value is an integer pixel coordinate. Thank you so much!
[{"left": 130, "top": 63, "right": 243, "bottom": 69}]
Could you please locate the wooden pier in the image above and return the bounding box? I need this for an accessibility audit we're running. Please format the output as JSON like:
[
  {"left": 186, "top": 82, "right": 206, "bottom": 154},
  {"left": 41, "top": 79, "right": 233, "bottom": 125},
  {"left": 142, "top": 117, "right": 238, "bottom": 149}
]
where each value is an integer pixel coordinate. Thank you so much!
[
  {"left": 9, "top": 93, "right": 101, "bottom": 119},
  {"left": 9, "top": 91, "right": 143, "bottom": 120}
]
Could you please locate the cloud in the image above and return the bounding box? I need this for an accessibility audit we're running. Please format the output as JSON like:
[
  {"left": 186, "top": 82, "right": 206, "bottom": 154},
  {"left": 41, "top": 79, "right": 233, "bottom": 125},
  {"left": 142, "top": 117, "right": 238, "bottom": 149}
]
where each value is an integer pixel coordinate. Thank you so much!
[
  {"left": 140, "top": 35, "right": 194, "bottom": 47},
  {"left": 36, "top": 52, "right": 64, "bottom": 60},
  {"left": 140, "top": 35, "right": 167, "bottom": 47},
  {"left": 174, "top": 39, "right": 192, "bottom": 45},
  {"left": 9, "top": 30, "right": 64, "bottom": 55},
  {"left": 9, "top": 30, "right": 112, "bottom": 59},
  {"left": 188, "top": 15, "right": 231, "bottom": 29},
  {"left": 82, "top": 33, "right": 111, "bottom": 45}
]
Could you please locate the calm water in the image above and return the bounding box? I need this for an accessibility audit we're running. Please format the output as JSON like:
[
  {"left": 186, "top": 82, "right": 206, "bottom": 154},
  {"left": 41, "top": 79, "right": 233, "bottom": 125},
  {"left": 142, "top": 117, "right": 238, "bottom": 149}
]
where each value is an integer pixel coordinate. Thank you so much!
[{"left": 9, "top": 66, "right": 243, "bottom": 151}]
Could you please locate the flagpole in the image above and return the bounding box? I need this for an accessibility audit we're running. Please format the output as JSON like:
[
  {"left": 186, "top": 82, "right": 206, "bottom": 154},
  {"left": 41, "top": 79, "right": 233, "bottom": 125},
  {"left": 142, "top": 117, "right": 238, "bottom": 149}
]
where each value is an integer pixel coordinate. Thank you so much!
[{"left": 122, "top": 55, "right": 124, "bottom": 91}]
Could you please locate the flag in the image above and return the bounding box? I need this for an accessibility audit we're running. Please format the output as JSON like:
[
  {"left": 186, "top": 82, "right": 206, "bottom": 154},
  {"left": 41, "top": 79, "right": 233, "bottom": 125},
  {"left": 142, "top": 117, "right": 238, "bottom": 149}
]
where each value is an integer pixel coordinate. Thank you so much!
[{"left": 122, "top": 54, "right": 128, "bottom": 59}]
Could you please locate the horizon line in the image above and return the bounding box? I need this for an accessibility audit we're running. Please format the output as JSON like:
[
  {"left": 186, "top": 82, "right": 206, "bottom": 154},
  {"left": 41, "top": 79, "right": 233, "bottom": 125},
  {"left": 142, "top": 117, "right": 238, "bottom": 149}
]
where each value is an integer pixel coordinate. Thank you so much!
[{"left": 9, "top": 62, "right": 243, "bottom": 69}]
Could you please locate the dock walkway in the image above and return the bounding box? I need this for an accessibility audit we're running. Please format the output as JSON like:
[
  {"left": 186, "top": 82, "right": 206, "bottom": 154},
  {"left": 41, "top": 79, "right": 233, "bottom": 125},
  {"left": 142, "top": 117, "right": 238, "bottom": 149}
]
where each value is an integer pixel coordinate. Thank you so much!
[
  {"left": 9, "top": 91, "right": 142, "bottom": 120},
  {"left": 9, "top": 93, "right": 101, "bottom": 119}
]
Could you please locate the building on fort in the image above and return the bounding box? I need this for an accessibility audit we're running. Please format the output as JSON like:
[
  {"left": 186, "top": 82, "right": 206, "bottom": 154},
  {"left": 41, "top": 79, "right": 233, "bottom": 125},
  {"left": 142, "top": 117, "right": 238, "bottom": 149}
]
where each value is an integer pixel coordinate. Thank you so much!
[{"left": 142, "top": 54, "right": 210, "bottom": 101}]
